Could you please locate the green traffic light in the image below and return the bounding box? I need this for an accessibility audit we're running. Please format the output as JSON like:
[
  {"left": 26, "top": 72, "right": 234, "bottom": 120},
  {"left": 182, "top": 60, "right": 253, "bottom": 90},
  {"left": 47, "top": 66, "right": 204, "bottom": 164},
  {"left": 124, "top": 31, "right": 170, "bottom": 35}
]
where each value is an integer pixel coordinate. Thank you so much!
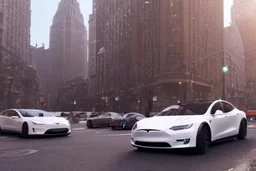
[{"left": 222, "top": 66, "right": 229, "bottom": 73}]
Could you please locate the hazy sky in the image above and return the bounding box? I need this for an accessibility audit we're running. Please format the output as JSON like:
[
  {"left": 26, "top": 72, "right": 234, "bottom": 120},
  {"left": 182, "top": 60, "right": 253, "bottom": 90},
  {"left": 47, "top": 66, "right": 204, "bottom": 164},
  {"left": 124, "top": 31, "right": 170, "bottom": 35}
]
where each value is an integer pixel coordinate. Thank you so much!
[{"left": 31, "top": 0, "right": 233, "bottom": 48}]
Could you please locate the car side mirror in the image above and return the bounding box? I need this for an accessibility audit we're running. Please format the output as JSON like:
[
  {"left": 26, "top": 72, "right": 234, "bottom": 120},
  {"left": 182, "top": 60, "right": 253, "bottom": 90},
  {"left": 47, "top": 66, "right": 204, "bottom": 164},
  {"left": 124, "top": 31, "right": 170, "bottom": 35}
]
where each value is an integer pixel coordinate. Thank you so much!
[
  {"left": 11, "top": 116, "right": 19, "bottom": 119},
  {"left": 214, "top": 110, "right": 223, "bottom": 115}
]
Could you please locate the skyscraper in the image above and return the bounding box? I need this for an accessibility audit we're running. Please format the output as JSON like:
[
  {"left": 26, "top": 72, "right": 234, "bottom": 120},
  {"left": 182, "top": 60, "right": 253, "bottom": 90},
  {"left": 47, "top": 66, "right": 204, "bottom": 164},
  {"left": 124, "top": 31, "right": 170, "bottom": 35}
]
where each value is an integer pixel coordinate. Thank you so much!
[
  {"left": 49, "top": 0, "right": 88, "bottom": 99},
  {"left": 233, "top": 0, "right": 256, "bottom": 83},
  {"left": 93, "top": 0, "right": 224, "bottom": 113},
  {"left": 233, "top": 0, "right": 256, "bottom": 103},
  {"left": 2, "top": 0, "right": 31, "bottom": 64},
  {"left": 0, "top": 0, "right": 39, "bottom": 109}
]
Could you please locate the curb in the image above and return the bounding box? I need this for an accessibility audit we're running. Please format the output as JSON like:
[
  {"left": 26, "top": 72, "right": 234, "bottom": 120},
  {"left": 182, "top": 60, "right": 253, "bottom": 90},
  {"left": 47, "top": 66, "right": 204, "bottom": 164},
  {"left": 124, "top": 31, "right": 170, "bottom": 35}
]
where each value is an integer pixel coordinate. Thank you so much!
[{"left": 231, "top": 149, "right": 256, "bottom": 171}]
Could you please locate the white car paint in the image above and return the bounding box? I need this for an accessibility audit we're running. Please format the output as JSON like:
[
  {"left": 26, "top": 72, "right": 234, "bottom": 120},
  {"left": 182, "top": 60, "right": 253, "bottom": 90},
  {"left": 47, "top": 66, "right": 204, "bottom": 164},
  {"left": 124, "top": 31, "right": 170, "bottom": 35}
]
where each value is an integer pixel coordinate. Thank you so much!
[
  {"left": 0, "top": 109, "right": 71, "bottom": 136},
  {"left": 131, "top": 100, "right": 246, "bottom": 149}
]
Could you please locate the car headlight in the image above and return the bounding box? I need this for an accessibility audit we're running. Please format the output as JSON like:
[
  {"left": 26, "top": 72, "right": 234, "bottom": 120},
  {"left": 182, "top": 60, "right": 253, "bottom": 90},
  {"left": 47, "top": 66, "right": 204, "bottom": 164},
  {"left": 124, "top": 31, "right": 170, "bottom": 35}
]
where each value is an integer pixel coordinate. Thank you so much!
[
  {"left": 170, "top": 124, "right": 193, "bottom": 131},
  {"left": 31, "top": 121, "right": 44, "bottom": 125},
  {"left": 132, "top": 123, "right": 138, "bottom": 130}
]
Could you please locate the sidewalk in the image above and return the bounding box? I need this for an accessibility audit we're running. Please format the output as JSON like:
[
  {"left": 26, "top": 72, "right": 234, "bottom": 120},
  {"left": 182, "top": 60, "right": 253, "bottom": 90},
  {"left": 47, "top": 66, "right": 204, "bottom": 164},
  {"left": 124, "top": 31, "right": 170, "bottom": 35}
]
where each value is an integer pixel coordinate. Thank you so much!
[{"left": 232, "top": 148, "right": 256, "bottom": 171}]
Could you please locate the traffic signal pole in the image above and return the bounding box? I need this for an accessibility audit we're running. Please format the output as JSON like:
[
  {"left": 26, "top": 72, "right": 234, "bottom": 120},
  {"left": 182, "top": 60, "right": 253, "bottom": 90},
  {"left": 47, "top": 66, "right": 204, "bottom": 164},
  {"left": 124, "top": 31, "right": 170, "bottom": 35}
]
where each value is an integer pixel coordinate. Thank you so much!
[{"left": 222, "top": 55, "right": 226, "bottom": 100}]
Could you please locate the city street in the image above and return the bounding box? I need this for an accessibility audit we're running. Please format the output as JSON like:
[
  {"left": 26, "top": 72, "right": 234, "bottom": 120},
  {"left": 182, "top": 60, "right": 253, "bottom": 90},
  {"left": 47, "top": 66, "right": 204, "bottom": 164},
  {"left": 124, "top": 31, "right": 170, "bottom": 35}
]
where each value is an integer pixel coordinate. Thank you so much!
[{"left": 0, "top": 123, "right": 256, "bottom": 171}]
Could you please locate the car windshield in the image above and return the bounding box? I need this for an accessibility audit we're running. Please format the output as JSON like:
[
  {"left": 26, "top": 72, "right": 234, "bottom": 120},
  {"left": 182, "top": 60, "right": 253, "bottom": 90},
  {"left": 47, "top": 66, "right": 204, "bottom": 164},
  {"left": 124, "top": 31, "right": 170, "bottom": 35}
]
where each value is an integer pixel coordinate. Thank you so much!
[
  {"left": 109, "top": 112, "right": 122, "bottom": 119},
  {"left": 157, "top": 102, "right": 212, "bottom": 116},
  {"left": 124, "top": 113, "right": 144, "bottom": 118},
  {"left": 18, "top": 109, "right": 55, "bottom": 117}
]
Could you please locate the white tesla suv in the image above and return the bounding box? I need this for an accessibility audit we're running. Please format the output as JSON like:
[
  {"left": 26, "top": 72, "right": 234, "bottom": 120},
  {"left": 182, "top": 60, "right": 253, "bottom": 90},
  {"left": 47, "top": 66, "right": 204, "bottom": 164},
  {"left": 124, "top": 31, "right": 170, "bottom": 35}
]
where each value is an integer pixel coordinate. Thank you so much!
[{"left": 131, "top": 100, "right": 247, "bottom": 154}]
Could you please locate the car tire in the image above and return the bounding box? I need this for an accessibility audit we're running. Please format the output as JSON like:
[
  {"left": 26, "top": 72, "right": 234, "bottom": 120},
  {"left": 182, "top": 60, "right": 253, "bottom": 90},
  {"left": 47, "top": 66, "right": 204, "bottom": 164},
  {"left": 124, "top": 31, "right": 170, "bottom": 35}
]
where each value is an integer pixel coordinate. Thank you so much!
[
  {"left": 237, "top": 119, "right": 247, "bottom": 140},
  {"left": 0, "top": 126, "right": 2, "bottom": 135},
  {"left": 22, "top": 122, "right": 29, "bottom": 138},
  {"left": 196, "top": 124, "right": 211, "bottom": 154},
  {"left": 87, "top": 120, "right": 93, "bottom": 128},
  {"left": 111, "top": 126, "right": 116, "bottom": 130}
]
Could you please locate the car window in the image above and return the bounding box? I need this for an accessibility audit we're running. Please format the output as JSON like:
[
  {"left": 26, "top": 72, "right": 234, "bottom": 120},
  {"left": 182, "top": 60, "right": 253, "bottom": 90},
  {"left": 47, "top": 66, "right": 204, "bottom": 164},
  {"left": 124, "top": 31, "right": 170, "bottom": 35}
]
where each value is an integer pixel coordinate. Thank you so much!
[
  {"left": 211, "top": 102, "right": 223, "bottom": 114},
  {"left": 7, "top": 110, "right": 20, "bottom": 117},
  {"left": 123, "top": 114, "right": 133, "bottom": 118},
  {"left": 0, "top": 111, "right": 9, "bottom": 116},
  {"left": 222, "top": 102, "right": 234, "bottom": 113}
]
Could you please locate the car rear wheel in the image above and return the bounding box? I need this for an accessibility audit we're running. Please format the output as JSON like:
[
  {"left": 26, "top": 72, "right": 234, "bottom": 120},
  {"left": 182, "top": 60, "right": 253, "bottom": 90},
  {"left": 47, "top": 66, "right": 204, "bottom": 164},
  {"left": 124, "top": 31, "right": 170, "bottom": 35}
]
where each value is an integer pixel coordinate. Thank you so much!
[
  {"left": 22, "top": 122, "right": 29, "bottom": 137},
  {"left": 87, "top": 120, "right": 93, "bottom": 128},
  {"left": 196, "top": 124, "right": 211, "bottom": 154},
  {"left": 0, "top": 126, "right": 2, "bottom": 135},
  {"left": 111, "top": 126, "right": 116, "bottom": 130},
  {"left": 237, "top": 119, "right": 247, "bottom": 140}
]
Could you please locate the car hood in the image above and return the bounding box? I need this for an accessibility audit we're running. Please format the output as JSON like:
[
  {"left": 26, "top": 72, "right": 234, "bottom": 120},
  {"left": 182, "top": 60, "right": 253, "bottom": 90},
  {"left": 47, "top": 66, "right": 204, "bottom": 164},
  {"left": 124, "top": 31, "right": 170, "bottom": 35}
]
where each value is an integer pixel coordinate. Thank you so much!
[
  {"left": 136, "top": 115, "right": 203, "bottom": 130},
  {"left": 25, "top": 117, "right": 69, "bottom": 124}
]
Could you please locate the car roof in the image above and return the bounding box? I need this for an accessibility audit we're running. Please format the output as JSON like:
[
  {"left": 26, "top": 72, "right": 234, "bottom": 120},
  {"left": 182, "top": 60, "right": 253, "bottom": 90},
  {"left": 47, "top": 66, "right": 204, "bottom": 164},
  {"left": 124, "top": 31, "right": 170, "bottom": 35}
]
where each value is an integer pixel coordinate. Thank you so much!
[{"left": 180, "top": 100, "right": 214, "bottom": 105}]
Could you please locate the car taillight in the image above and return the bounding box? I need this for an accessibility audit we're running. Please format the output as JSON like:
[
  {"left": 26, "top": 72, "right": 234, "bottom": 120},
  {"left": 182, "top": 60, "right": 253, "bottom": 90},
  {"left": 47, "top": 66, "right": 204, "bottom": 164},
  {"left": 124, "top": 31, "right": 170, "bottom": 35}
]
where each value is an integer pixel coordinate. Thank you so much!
[{"left": 67, "top": 117, "right": 70, "bottom": 120}]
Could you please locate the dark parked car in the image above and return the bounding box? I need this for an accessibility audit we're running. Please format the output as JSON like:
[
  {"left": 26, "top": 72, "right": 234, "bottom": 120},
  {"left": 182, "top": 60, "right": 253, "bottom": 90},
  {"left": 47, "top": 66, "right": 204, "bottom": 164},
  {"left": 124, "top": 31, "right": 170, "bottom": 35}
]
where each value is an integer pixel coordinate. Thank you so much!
[
  {"left": 109, "top": 112, "right": 145, "bottom": 130},
  {"left": 86, "top": 112, "right": 122, "bottom": 128}
]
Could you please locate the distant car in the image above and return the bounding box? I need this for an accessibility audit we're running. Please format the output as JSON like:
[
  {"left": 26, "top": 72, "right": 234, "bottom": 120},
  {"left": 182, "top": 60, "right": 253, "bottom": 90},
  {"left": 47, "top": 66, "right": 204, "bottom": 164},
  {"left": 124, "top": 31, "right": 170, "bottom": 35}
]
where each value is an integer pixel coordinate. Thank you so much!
[
  {"left": 0, "top": 109, "right": 71, "bottom": 137},
  {"left": 86, "top": 112, "right": 122, "bottom": 128},
  {"left": 131, "top": 100, "right": 247, "bottom": 154},
  {"left": 246, "top": 104, "right": 256, "bottom": 121},
  {"left": 110, "top": 112, "right": 145, "bottom": 130}
]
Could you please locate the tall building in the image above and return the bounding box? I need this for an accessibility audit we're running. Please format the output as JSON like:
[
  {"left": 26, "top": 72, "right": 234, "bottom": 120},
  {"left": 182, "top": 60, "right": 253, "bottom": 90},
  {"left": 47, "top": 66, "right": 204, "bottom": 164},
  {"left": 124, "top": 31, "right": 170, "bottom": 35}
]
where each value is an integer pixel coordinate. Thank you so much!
[
  {"left": 0, "top": 0, "right": 39, "bottom": 110},
  {"left": 49, "top": 0, "right": 88, "bottom": 101},
  {"left": 31, "top": 44, "right": 50, "bottom": 109},
  {"left": 233, "top": 0, "right": 256, "bottom": 104},
  {"left": 93, "top": 0, "right": 224, "bottom": 114},
  {"left": 2, "top": 0, "right": 31, "bottom": 64},
  {"left": 88, "top": 10, "right": 97, "bottom": 109},
  {"left": 223, "top": 5, "right": 246, "bottom": 108}
]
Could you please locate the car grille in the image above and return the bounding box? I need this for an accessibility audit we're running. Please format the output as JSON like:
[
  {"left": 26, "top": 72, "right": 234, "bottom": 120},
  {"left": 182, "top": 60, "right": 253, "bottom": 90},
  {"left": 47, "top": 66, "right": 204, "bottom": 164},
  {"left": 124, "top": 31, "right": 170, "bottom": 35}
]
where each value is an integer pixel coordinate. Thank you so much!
[
  {"left": 135, "top": 141, "right": 171, "bottom": 147},
  {"left": 45, "top": 128, "right": 69, "bottom": 135}
]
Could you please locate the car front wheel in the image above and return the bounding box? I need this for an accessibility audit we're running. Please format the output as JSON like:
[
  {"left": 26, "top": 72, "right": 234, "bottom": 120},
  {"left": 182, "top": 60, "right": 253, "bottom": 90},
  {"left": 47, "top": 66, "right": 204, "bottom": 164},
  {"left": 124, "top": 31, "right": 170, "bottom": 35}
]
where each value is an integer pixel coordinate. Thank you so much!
[
  {"left": 87, "top": 120, "right": 93, "bottom": 128},
  {"left": 196, "top": 124, "right": 211, "bottom": 154},
  {"left": 22, "top": 122, "right": 29, "bottom": 137},
  {"left": 237, "top": 119, "right": 247, "bottom": 140}
]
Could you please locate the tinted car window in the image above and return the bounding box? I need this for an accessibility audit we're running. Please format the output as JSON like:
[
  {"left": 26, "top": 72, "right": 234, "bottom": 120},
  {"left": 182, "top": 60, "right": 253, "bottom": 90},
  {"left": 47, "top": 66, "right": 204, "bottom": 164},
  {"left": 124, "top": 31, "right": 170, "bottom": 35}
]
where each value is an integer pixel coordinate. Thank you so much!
[
  {"left": 7, "top": 110, "right": 20, "bottom": 117},
  {"left": 0, "top": 111, "right": 8, "bottom": 116},
  {"left": 123, "top": 114, "right": 134, "bottom": 118},
  {"left": 158, "top": 102, "right": 212, "bottom": 116},
  {"left": 222, "top": 102, "right": 234, "bottom": 113},
  {"left": 211, "top": 102, "right": 223, "bottom": 114}
]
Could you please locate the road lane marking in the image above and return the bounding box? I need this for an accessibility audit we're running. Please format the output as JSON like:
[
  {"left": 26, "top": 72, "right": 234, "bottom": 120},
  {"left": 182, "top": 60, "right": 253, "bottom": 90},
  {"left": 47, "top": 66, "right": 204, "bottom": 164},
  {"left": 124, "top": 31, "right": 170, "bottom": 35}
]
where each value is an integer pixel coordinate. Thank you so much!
[{"left": 72, "top": 128, "right": 86, "bottom": 131}]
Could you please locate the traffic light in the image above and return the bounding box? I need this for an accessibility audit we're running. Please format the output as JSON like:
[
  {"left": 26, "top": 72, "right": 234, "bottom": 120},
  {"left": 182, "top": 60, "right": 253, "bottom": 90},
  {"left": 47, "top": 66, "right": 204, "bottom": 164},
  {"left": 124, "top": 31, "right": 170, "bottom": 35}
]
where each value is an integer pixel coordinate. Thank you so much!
[{"left": 222, "top": 66, "right": 229, "bottom": 73}]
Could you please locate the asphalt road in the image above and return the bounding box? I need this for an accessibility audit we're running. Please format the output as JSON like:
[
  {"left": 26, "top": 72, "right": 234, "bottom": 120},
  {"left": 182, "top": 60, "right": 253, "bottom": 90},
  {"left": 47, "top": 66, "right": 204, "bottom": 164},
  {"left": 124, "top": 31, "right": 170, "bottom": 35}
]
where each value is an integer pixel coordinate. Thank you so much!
[{"left": 0, "top": 123, "right": 256, "bottom": 171}]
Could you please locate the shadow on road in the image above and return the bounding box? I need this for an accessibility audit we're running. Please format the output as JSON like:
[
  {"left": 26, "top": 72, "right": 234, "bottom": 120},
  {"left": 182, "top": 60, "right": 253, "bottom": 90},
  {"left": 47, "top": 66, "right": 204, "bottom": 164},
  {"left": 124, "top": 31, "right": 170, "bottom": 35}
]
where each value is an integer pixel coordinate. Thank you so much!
[{"left": 0, "top": 132, "right": 71, "bottom": 140}]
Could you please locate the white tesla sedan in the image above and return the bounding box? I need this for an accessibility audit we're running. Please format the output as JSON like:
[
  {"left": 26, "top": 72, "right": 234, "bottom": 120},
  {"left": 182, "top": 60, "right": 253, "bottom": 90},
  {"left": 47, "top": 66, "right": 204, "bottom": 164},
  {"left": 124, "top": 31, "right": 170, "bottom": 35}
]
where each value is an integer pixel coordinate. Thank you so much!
[
  {"left": 131, "top": 100, "right": 247, "bottom": 154},
  {"left": 0, "top": 109, "right": 71, "bottom": 137}
]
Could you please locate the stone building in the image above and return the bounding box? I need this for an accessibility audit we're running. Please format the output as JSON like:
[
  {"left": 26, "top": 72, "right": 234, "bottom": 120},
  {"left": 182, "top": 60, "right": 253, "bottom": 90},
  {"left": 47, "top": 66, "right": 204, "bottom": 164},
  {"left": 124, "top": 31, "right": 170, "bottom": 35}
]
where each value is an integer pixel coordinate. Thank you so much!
[
  {"left": 233, "top": 0, "right": 256, "bottom": 107},
  {"left": 0, "top": 0, "right": 39, "bottom": 111},
  {"left": 92, "top": 0, "right": 224, "bottom": 115},
  {"left": 57, "top": 76, "right": 89, "bottom": 111},
  {"left": 223, "top": 13, "right": 246, "bottom": 108},
  {"left": 48, "top": 0, "right": 88, "bottom": 107},
  {"left": 31, "top": 45, "right": 50, "bottom": 110}
]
